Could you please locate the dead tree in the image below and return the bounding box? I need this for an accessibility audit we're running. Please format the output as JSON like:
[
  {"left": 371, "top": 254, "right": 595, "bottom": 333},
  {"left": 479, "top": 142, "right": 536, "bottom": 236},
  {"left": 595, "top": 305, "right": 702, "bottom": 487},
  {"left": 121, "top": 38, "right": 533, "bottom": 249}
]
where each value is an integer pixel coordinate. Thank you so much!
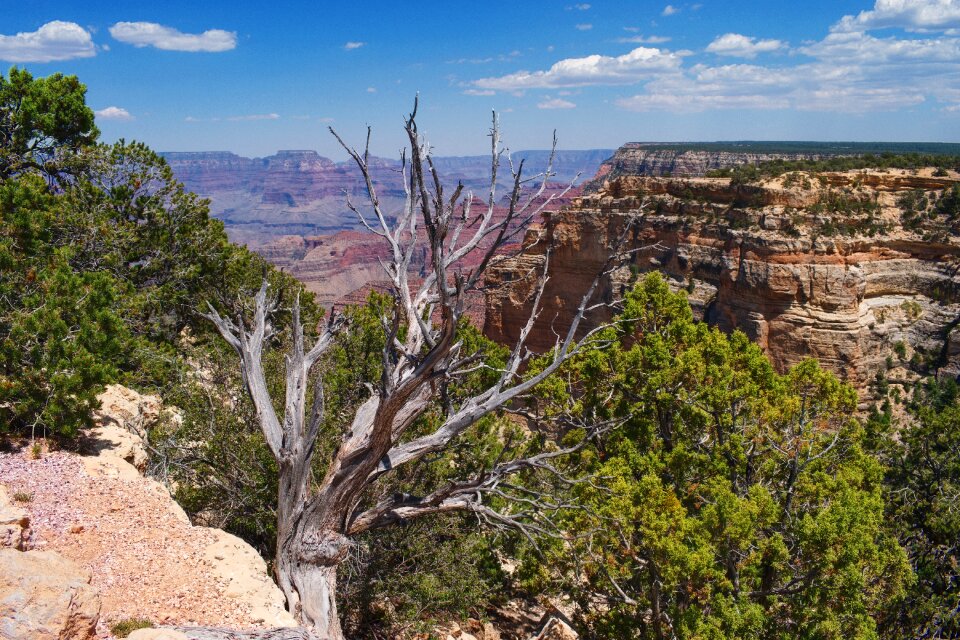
[{"left": 204, "top": 101, "right": 634, "bottom": 640}]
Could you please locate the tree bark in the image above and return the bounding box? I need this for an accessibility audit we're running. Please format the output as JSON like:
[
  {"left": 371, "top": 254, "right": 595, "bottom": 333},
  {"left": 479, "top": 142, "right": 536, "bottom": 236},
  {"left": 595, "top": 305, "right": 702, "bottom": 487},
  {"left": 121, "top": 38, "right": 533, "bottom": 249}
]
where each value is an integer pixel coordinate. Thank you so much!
[
  {"left": 276, "top": 519, "right": 349, "bottom": 640},
  {"left": 167, "top": 626, "right": 322, "bottom": 639}
]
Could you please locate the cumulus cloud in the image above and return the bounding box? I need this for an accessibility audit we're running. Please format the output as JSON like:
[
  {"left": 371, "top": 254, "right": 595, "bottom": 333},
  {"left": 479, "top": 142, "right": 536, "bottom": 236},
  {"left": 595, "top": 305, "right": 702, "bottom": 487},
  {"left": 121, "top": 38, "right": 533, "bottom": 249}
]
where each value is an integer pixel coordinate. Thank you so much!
[
  {"left": 0, "top": 21, "right": 96, "bottom": 63},
  {"left": 538, "top": 98, "right": 577, "bottom": 109},
  {"left": 835, "top": 0, "right": 960, "bottom": 32},
  {"left": 470, "top": 1, "right": 960, "bottom": 116},
  {"left": 662, "top": 4, "right": 679, "bottom": 16},
  {"left": 344, "top": 41, "right": 365, "bottom": 50},
  {"left": 109, "top": 22, "right": 236, "bottom": 52},
  {"left": 706, "top": 33, "right": 786, "bottom": 58},
  {"left": 800, "top": 29, "right": 960, "bottom": 63},
  {"left": 95, "top": 106, "right": 133, "bottom": 121},
  {"left": 474, "top": 46, "right": 683, "bottom": 89},
  {"left": 616, "top": 46, "right": 940, "bottom": 114}
]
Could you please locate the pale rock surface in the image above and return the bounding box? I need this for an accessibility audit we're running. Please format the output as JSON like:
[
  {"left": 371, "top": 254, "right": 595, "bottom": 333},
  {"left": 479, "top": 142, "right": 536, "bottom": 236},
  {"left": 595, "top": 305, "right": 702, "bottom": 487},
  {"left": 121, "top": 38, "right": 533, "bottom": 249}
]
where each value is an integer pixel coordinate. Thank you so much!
[
  {"left": 0, "top": 450, "right": 288, "bottom": 635},
  {"left": 0, "top": 485, "right": 31, "bottom": 550},
  {"left": 0, "top": 548, "right": 100, "bottom": 640},
  {"left": 94, "top": 384, "right": 162, "bottom": 436},
  {"left": 127, "top": 629, "right": 189, "bottom": 640},
  {"left": 83, "top": 424, "right": 149, "bottom": 475},
  {"left": 202, "top": 529, "right": 297, "bottom": 627},
  {"left": 84, "top": 384, "right": 161, "bottom": 474}
]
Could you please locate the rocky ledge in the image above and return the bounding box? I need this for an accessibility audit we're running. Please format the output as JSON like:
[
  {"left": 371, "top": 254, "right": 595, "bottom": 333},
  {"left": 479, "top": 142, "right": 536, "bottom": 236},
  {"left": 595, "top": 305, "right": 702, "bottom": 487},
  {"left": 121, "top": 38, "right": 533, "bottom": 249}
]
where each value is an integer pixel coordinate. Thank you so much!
[
  {"left": 0, "top": 385, "right": 295, "bottom": 639},
  {"left": 484, "top": 168, "right": 960, "bottom": 396}
]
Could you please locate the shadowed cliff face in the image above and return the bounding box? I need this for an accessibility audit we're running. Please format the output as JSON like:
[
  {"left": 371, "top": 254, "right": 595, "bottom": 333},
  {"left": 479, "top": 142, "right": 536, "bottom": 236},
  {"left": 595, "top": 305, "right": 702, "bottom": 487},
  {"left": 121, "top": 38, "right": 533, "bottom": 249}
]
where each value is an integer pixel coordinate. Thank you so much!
[{"left": 484, "top": 169, "right": 960, "bottom": 396}]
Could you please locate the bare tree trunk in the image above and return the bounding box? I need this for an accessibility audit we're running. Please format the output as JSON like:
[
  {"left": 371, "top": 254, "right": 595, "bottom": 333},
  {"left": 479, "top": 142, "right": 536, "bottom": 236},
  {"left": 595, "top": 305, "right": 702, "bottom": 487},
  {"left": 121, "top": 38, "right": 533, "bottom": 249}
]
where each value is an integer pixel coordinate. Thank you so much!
[
  {"left": 277, "top": 550, "right": 343, "bottom": 640},
  {"left": 168, "top": 627, "right": 322, "bottom": 639},
  {"left": 274, "top": 456, "right": 351, "bottom": 639},
  {"left": 205, "top": 103, "right": 636, "bottom": 639}
]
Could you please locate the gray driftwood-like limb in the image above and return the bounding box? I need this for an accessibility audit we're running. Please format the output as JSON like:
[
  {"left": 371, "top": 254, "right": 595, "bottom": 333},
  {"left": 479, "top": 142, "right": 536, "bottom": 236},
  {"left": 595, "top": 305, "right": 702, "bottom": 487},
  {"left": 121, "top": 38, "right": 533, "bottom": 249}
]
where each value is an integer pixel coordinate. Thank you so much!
[
  {"left": 205, "top": 99, "right": 643, "bottom": 640},
  {"left": 167, "top": 626, "right": 322, "bottom": 640}
]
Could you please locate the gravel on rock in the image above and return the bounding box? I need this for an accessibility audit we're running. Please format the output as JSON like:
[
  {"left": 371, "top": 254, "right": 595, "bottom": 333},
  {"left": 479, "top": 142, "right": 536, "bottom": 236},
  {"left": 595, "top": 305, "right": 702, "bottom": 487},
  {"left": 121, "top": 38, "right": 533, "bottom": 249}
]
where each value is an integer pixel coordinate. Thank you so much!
[{"left": 0, "top": 451, "right": 266, "bottom": 638}]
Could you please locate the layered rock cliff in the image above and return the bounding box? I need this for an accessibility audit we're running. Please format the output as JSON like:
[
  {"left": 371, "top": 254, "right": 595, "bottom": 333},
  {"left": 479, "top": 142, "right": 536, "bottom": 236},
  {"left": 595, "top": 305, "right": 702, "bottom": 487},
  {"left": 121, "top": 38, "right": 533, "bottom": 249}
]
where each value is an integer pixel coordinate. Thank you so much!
[
  {"left": 582, "top": 144, "right": 835, "bottom": 190},
  {"left": 484, "top": 168, "right": 960, "bottom": 395}
]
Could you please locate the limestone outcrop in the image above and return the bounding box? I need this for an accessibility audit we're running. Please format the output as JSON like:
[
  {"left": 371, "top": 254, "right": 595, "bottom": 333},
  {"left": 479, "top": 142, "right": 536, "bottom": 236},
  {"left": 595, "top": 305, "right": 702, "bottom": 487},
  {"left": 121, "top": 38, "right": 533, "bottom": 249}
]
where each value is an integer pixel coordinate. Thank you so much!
[
  {"left": 0, "top": 486, "right": 30, "bottom": 551},
  {"left": 485, "top": 169, "right": 960, "bottom": 395},
  {"left": 0, "top": 549, "right": 101, "bottom": 640},
  {"left": 581, "top": 144, "right": 838, "bottom": 191}
]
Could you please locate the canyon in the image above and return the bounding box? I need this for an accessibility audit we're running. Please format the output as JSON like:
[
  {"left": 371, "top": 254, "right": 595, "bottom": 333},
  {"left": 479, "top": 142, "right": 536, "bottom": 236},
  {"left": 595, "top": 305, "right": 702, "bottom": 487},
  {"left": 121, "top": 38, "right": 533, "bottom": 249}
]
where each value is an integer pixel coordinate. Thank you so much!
[
  {"left": 484, "top": 168, "right": 960, "bottom": 396},
  {"left": 163, "top": 149, "right": 610, "bottom": 306},
  {"left": 163, "top": 149, "right": 612, "bottom": 248},
  {"left": 166, "top": 144, "right": 960, "bottom": 395}
]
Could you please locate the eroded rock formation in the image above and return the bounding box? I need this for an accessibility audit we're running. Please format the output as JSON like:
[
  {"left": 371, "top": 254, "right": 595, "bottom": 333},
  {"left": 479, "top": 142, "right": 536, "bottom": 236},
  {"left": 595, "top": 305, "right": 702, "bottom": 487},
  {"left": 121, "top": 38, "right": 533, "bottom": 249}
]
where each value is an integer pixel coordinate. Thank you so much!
[
  {"left": 581, "top": 144, "right": 836, "bottom": 190},
  {"left": 485, "top": 169, "right": 960, "bottom": 395},
  {"left": 0, "top": 549, "right": 101, "bottom": 640}
]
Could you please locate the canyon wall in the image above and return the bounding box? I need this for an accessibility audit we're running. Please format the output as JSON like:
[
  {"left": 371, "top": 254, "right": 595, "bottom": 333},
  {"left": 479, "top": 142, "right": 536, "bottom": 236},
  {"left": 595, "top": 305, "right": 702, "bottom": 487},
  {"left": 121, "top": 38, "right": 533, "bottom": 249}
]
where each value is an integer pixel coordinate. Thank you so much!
[
  {"left": 485, "top": 169, "right": 960, "bottom": 394},
  {"left": 164, "top": 149, "right": 612, "bottom": 247},
  {"left": 582, "top": 144, "right": 836, "bottom": 190}
]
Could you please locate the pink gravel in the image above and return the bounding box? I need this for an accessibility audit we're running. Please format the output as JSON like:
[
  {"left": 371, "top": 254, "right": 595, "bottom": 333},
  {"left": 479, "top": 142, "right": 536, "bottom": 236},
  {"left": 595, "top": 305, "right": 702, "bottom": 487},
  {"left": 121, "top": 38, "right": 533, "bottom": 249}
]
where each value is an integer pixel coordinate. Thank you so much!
[{"left": 0, "top": 450, "right": 267, "bottom": 638}]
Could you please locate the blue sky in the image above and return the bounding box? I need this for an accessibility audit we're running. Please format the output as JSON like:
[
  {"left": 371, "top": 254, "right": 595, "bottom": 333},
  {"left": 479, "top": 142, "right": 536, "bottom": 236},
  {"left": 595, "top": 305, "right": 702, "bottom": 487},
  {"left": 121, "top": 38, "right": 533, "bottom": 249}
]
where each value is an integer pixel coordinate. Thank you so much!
[{"left": 3, "top": 0, "right": 960, "bottom": 157}]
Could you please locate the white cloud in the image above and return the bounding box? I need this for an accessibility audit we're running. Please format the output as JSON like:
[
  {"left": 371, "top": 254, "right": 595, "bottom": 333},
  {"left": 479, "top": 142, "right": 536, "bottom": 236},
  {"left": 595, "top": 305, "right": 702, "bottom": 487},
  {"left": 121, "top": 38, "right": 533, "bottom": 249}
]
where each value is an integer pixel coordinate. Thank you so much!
[
  {"left": 474, "top": 46, "right": 683, "bottom": 89},
  {"left": 226, "top": 113, "right": 279, "bottom": 121},
  {"left": 471, "top": 3, "right": 960, "bottom": 116},
  {"left": 575, "top": 3, "right": 591, "bottom": 9},
  {"left": 706, "top": 33, "right": 785, "bottom": 58},
  {"left": 662, "top": 4, "right": 679, "bottom": 16},
  {"left": 576, "top": 24, "right": 593, "bottom": 31},
  {"left": 344, "top": 41, "right": 365, "bottom": 50},
  {"left": 800, "top": 30, "right": 960, "bottom": 63},
  {"left": 618, "top": 34, "right": 672, "bottom": 44},
  {"left": 835, "top": 0, "right": 960, "bottom": 32},
  {"left": 0, "top": 21, "right": 96, "bottom": 63},
  {"left": 366, "top": 87, "right": 377, "bottom": 93},
  {"left": 109, "top": 22, "right": 236, "bottom": 52},
  {"left": 538, "top": 98, "right": 577, "bottom": 109},
  {"left": 463, "top": 88, "right": 496, "bottom": 96},
  {"left": 95, "top": 106, "right": 133, "bottom": 121}
]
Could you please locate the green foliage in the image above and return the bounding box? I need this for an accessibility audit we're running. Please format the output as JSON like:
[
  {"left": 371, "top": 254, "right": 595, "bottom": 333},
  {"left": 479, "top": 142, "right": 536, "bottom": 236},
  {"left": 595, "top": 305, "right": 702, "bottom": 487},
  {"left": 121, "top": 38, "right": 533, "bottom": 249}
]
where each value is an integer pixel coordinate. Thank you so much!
[
  {"left": 934, "top": 184, "right": 960, "bottom": 220},
  {"left": 0, "top": 69, "right": 312, "bottom": 440},
  {"left": 342, "top": 515, "right": 506, "bottom": 636},
  {"left": 874, "top": 379, "right": 960, "bottom": 638},
  {"left": 0, "top": 175, "right": 128, "bottom": 437},
  {"left": 109, "top": 618, "right": 153, "bottom": 637},
  {"left": 707, "top": 153, "right": 960, "bottom": 183},
  {"left": 893, "top": 341, "right": 907, "bottom": 360},
  {"left": 0, "top": 67, "right": 98, "bottom": 181},
  {"left": 526, "top": 274, "right": 909, "bottom": 639}
]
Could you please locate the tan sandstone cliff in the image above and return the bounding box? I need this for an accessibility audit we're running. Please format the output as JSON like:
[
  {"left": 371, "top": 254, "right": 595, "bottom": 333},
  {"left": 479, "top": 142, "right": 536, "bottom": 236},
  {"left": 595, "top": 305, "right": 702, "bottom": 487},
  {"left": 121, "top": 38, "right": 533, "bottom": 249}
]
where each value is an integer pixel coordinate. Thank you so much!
[{"left": 484, "top": 169, "right": 960, "bottom": 395}]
